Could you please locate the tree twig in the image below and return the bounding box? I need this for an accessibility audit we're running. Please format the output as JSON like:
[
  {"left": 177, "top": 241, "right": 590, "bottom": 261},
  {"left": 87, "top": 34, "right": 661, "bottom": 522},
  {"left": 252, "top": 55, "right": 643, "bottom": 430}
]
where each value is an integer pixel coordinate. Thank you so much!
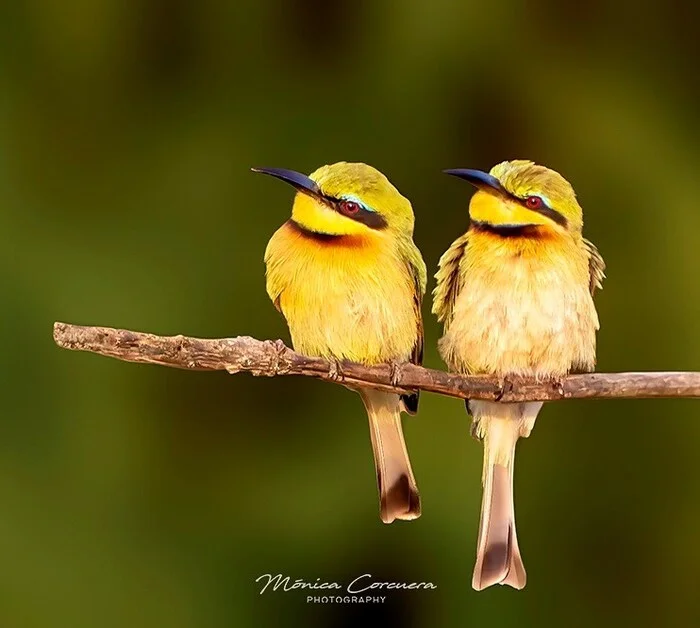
[{"left": 52, "top": 322, "right": 700, "bottom": 402}]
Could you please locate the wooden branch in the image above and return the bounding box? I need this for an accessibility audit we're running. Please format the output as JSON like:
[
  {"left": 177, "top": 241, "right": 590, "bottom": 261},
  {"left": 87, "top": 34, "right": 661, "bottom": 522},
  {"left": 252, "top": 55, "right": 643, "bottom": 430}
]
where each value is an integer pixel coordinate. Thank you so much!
[{"left": 52, "top": 322, "right": 700, "bottom": 402}]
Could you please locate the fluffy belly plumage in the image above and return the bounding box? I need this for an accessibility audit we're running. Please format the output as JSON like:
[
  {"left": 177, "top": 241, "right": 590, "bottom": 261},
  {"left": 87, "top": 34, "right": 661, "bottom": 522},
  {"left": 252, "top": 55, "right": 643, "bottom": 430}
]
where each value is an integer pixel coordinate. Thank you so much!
[
  {"left": 281, "top": 273, "right": 416, "bottom": 363},
  {"left": 439, "top": 239, "right": 599, "bottom": 377},
  {"left": 266, "top": 223, "right": 417, "bottom": 364}
]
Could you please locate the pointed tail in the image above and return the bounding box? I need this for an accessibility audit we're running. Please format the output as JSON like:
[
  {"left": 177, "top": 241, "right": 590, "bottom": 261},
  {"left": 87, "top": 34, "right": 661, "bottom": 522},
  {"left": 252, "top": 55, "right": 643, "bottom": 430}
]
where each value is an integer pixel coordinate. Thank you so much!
[
  {"left": 471, "top": 401, "right": 542, "bottom": 591},
  {"left": 361, "top": 389, "right": 421, "bottom": 524}
]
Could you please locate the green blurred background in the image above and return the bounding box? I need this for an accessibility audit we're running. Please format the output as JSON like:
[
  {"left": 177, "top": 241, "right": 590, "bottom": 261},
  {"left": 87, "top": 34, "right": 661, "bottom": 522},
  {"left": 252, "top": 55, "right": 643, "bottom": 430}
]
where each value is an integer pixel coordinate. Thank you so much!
[{"left": 2, "top": 0, "right": 700, "bottom": 626}]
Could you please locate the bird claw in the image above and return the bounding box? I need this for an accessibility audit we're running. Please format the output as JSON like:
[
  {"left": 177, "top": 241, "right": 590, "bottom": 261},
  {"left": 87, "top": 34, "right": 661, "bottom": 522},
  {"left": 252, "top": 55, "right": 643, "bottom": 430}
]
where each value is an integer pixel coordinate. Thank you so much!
[
  {"left": 495, "top": 375, "right": 514, "bottom": 402},
  {"left": 389, "top": 360, "right": 406, "bottom": 387},
  {"left": 553, "top": 376, "right": 565, "bottom": 397},
  {"left": 328, "top": 357, "right": 345, "bottom": 382}
]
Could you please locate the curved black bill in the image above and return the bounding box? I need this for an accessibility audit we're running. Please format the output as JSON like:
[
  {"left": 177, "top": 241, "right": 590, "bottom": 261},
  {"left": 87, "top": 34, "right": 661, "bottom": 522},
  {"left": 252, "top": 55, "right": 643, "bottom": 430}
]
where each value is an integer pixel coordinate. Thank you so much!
[
  {"left": 251, "top": 167, "right": 322, "bottom": 197},
  {"left": 443, "top": 169, "right": 505, "bottom": 193}
]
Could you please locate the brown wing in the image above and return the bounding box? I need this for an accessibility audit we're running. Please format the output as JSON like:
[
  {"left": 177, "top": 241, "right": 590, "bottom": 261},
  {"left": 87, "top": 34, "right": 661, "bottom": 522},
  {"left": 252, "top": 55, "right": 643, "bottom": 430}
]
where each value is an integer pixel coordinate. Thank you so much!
[
  {"left": 584, "top": 238, "right": 606, "bottom": 295},
  {"left": 432, "top": 232, "right": 470, "bottom": 330},
  {"left": 401, "top": 261, "right": 425, "bottom": 415}
]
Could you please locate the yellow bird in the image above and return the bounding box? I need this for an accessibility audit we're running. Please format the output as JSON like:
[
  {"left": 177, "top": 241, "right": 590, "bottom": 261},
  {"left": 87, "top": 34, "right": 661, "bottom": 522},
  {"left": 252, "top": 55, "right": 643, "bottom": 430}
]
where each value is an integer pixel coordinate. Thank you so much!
[
  {"left": 255, "top": 162, "right": 427, "bottom": 523},
  {"left": 432, "top": 160, "right": 605, "bottom": 590}
]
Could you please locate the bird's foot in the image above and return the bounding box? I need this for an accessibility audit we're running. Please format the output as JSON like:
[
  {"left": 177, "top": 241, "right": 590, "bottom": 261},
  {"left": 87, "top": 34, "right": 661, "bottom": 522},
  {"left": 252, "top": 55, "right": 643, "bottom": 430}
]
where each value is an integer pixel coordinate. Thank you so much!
[
  {"left": 388, "top": 360, "right": 407, "bottom": 388},
  {"left": 495, "top": 375, "right": 515, "bottom": 402},
  {"left": 327, "top": 357, "right": 345, "bottom": 382},
  {"left": 553, "top": 376, "right": 566, "bottom": 397}
]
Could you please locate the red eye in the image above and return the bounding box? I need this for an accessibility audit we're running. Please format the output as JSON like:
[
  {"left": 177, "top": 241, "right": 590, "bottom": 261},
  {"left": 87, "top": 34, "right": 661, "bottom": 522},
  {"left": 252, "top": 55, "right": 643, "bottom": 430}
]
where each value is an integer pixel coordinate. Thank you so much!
[
  {"left": 340, "top": 200, "right": 360, "bottom": 215},
  {"left": 525, "top": 196, "right": 544, "bottom": 209}
]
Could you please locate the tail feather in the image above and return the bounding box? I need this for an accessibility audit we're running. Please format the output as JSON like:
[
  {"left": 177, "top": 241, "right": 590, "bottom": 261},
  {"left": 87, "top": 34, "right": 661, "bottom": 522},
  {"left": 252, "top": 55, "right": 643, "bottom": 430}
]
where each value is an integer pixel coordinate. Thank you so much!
[
  {"left": 362, "top": 390, "right": 421, "bottom": 524},
  {"left": 471, "top": 401, "right": 541, "bottom": 591},
  {"left": 473, "top": 461, "right": 525, "bottom": 590}
]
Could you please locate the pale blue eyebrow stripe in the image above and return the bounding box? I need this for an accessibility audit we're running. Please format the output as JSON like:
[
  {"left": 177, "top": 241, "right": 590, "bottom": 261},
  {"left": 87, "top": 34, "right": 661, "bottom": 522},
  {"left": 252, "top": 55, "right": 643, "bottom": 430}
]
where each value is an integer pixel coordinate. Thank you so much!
[
  {"left": 538, "top": 194, "right": 553, "bottom": 207},
  {"left": 340, "top": 194, "right": 376, "bottom": 212}
]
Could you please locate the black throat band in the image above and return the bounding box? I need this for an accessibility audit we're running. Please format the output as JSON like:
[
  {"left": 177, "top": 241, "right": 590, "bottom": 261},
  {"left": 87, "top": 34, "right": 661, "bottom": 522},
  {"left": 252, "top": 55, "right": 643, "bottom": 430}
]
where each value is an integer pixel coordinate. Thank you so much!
[
  {"left": 470, "top": 221, "right": 546, "bottom": 238},
  {"left": 288, "top": 219, "right": 344, "bottom": 241}
]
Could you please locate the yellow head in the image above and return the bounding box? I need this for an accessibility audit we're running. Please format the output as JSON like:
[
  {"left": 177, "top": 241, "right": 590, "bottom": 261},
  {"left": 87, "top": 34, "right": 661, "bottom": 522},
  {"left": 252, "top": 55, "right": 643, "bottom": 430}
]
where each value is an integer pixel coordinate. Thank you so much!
[
  {"left": 253, "top": 162, "right": 415, "bottom": 238},
  {"left": 445, "top": 160, "right": 584, "bottom": 233}
]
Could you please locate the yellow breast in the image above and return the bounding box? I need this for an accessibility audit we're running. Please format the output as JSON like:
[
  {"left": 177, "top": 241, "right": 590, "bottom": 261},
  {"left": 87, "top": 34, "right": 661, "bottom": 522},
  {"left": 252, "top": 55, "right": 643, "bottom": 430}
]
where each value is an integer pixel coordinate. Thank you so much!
[
  {"left": 265, "top": 221, "right": 417, "bottom": 364},
  {"left": 439, "top": 229, "right": 599, "bottom": 377}
]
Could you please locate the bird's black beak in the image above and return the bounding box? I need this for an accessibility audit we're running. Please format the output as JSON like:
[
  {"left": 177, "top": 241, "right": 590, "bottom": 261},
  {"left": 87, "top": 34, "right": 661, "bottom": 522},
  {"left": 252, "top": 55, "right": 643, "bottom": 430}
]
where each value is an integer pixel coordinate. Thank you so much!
[
  {"left": 251, "top": 167, "right": 322, "bottom": 199},
  {"left": 443, "top": 169, "right": 506, "bottom": 193}
]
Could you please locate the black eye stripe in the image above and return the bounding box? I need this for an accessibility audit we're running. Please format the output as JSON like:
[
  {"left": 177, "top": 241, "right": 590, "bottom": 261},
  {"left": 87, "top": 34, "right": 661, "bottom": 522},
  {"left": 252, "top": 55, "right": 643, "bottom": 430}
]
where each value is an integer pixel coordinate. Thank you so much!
[
  {"left": 515, "top": 195, "right": 568, "bottom": 228},
  {"left": 327, "top": 197, "right": 388, "bottom": 230},
  {"left": 533, "top": 205, "right": 568, "bottom": 227},
  {"left": 350, "top": 207, "right": 388, "bottom": 229}
]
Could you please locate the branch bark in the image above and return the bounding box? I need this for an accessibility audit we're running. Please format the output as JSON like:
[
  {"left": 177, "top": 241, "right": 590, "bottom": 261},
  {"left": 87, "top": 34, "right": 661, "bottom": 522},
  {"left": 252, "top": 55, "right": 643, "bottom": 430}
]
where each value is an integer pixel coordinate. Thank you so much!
[{"left": 52, "top": 322, "right": 700, "bottom": 402}]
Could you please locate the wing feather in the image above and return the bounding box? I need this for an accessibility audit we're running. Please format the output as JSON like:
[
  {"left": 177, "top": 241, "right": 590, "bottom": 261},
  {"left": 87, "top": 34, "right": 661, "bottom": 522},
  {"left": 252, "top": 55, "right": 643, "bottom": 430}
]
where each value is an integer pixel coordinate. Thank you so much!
[
  {"left": 584, "top": 238, "right": 606, "bottom": 295},
  {"left": 431, "top": 232, "right": 470, "bottom": 330},
  {"left": 401, "top": 252, "right": 426, "bottom": 415}
]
